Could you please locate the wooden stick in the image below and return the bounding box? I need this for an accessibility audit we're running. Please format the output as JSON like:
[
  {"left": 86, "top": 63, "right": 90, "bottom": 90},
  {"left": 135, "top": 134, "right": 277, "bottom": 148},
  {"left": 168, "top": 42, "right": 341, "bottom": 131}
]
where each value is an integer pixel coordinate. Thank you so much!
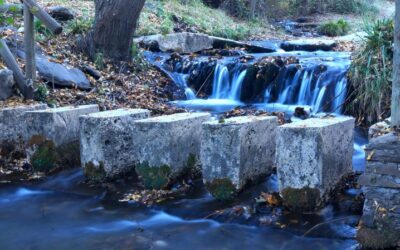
[
  {"left": 0, "top": 39, "right": 34, "bottom": 99},
  {"left": 24, "top": 3, "right": 36, "bottom": 84},
  {"left": 22, "top": 0, "right": 62, "bottom": 35}
]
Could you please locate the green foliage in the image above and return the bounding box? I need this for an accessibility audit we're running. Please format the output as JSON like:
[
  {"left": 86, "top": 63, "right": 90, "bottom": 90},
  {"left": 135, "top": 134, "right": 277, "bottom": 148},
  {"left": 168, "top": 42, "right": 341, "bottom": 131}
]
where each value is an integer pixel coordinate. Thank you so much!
[
  {"left": 347, "top": 19, "right": 394, "bottom": 124},
  {"left": 136, "top": 163, "right": 172, "bottom": 189},
  {"left": 34, "top": 19, "right": 53, "bottom": 41},
  {"left": 94, "top": 53, "right": 105, "bottom": 70},
  {"left": 34, "top": 83, "right": 49, "bottom": 102},
  {"left": 131, "top": 42, "right": 149, "bottom": 70},
  {"left": 65, "top": 17, "right": 93, "bottom": 35},
  {"left": 206, "top": 178, "right": 237, "bottom": 201},
  {"left": 30, "top": 139, "right": 58, "bottom": 173},
  {"left": 318, "top": 19, "right": 350, "bottom": 37}
]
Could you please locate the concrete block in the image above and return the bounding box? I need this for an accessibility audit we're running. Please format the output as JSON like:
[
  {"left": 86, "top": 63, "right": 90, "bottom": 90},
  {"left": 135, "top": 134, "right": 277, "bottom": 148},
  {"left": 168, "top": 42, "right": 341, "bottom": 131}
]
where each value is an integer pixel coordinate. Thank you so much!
[
  {"left": 25, "top": 105, "right": 99, "bottom": 172},
  {"left": 201, "top": 116, "right": 278, "bottom": 200},
  {"left": 0, "top": 104, "right": 47, "bottom": 165},
  {"left": 0, "top": 104, "right": 47, "bottom": 143},
  {"left": 80, "top": 109, "right": 150, "bottom": 181},
  {"left": 132, "top": 112, "right": 211, "bottom": 189},
  {"left": 276, "top": 116, "right": 354, "bottom": 211}
]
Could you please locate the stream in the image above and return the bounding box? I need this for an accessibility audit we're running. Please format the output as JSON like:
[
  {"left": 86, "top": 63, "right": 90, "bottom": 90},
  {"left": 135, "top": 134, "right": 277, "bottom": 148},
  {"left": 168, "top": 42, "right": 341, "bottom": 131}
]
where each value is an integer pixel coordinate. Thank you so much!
[{"left": 0, "top": 45, "right": 368, "bottom": 250}]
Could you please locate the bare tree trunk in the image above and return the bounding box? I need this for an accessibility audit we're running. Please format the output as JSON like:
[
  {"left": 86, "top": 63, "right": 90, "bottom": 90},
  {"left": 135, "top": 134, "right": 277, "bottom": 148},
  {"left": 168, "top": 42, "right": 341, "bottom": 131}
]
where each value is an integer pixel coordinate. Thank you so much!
[
  {"left": 393, "top": 0, "right": 400, "bottom": 126},
  {"left": 78, "top": 0, "right": 145, "bottom": 61},
  {"left": 250, "top": 0, "right": 257, "bottom": 19}
]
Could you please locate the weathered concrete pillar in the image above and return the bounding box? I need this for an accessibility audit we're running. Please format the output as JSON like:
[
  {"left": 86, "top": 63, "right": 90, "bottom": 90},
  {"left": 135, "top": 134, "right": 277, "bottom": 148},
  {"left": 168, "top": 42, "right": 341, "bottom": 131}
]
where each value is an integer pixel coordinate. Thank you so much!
[
  {"left": 0, "top": 104, "right": 47, "bottom": 167},
  {"left": 276, "top": 116, "right": 354, "bottom": 211},
  {"left": 357, "top": 132, "right": 400, "bottom": 249},
  {"left": 25, "top": 105, "right": 99, "bottom": 172},
  {"left": 80, "top": 109, "right": 150, "bottom": 181},
  {"left": 201, "top": 116, "right": 278, "bottom": 200},
  {"left": 132, "top": 112, "right": 211, "bottom": 189}
]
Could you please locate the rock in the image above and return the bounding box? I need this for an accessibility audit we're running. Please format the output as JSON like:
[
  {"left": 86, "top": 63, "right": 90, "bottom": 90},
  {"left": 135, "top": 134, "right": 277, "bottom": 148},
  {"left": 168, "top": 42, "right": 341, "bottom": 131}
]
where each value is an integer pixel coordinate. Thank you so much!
[
  {"left": 276, "top": 116, "right": 355, "bottom": 211},
  {"left": 201, "top": 116, "right": 278, "bottom": 200},
  {"left": 132, "top": 112, "right": 211, "bottom": 189},
  {"left": 0, "top": 69, "right": 14, "bottom": 100},
  {"left": 368, "top": 117, "right": 391, "bottom": 139},
  {"left": 25, "top": 105, "right": 99, "bottom": 172},
  {"left": 80, "top": 109, "right": 150, "bottom": 181},
  {"left": 36, "top": 55, "right": 91, "bottom": 89},
  {"left": 47, "top": 6, "right": 75, "bottom": 21},
  {"left": 281, "top": 39, "right": 337, "bottom": 52},
  {"left": 135, "top": 33, "right": 277, "bottom": 53}
]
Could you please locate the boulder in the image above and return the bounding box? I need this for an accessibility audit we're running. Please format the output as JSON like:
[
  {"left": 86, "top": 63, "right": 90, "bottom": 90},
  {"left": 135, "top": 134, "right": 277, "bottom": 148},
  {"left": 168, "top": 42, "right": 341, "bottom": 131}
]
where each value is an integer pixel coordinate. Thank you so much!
[
  {"left": 36, "top": 55, "right": 91, "bottom": 89},
  {"left": 281, "top": 39, "right": 337, "bottom": 52},
  {"left": 0, "top": 69, "right": 14, "bottom": 100},
  {"left": 47, "top": 6, "right": 75, "bottom": 21}
]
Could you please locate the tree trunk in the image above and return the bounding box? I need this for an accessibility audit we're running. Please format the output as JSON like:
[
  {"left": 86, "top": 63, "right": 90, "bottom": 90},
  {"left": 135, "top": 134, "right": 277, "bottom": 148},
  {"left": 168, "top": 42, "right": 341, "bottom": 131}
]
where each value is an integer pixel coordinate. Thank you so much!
[
  {"left": 250, "top": 0, "right": 257, "bottom": 19},
  {"left": 78, "top": 0, "right": 145, "bottom": 61},
  {"left": 393, "top": 0, "right": 400, "bottom": 127}
]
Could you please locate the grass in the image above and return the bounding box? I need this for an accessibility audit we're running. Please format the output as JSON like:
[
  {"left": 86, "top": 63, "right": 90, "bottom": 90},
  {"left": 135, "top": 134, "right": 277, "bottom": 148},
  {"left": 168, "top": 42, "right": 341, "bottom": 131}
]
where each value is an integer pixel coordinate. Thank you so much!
[
  {"left": 137, "top": 0, "right": 265, "bottom": 40},
  {"left": 347, "top": 19, "right": 394, "bottom": 124},
  {"left": 318, "top": 19, "right": 350, "bottom": 37}
]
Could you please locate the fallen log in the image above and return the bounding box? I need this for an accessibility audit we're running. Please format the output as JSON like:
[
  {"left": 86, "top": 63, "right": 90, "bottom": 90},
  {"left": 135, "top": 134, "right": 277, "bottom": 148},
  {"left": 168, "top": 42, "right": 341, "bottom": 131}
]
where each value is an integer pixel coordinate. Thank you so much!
[{"left": 22, "top": 0, "right": 62, "bottom": 35}]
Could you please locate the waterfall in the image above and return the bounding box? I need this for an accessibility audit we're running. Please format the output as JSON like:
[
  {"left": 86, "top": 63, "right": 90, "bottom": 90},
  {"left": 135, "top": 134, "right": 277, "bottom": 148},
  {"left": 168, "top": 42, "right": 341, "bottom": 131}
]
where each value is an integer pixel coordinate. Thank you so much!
[
  {"left": 172, "top": 73, "right": 196, "bottom": 100},
  {"left": 210, "top": 63, "right": 247, "bottom": 102}
]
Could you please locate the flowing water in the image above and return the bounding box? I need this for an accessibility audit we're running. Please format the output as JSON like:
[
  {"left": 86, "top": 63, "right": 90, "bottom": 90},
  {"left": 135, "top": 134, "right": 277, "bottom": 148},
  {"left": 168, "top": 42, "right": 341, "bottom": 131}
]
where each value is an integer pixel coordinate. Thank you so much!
[{"left": 0, "top": 45, "right": 367, "bottom": 250}]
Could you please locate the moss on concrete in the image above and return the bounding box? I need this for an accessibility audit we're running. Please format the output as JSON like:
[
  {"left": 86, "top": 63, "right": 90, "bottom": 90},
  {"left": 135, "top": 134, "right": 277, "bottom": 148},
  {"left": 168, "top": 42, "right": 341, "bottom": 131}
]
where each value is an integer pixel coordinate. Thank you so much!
[
  {"left": 206, "top": 178, "right": 237, "bottom": 201},
  {"left": 281, "top": 187, "right": 322, "bottom": 212},
  {"left": 84, "top": 161, "right": 107, "bottom": 182},
  {"left": 28, "top": 135, "right": 80, "bottom": 173},
  {"left": 30, "top": 139, "right": 58, "bottom": 173},
  {"left": 186, "top": 153, "right": 197, "bottom": 169},
  {"left": 357, "top": 226, "right": 400, "bottom": 249},
  {"left": 135, "top": 162, "right": 172, "bottom": 190}
]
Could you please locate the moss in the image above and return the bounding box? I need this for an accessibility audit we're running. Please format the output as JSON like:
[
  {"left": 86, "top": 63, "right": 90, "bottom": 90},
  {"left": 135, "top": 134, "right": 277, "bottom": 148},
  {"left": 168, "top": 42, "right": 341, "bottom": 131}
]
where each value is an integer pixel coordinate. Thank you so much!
[
  {"left": 281, "top": 187, "right": 322, "bottom": 212},
  {"left": 357, "top": 227, "right": 400, "bottom": 249},
  {"left": 206, "top": 178, "right": 237, "bottom": 201},
  {"left": 135, "top": 162, "right": 172, "bottom": 190},
  {"left": 28, "top": 135, "right": 80, "bottom": 173},
  {"left": 186, "top": 154, "right": 197, "bottom": 169},
  {"left": 30, "top": 139, "right": 58, "bottom": 173},
  {"left": 84, "top": 161, "right": 107, "bottom": 182}
]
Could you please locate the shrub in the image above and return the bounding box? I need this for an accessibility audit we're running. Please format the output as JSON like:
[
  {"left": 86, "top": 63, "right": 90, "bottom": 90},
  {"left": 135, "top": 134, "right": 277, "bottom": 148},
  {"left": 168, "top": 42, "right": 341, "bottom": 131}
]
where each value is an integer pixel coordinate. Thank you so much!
[
  {"left": 65, "top": 17, "right": 93, "bottom": 35},
  {"left": 347, "top": 19, "right": 394, "bottom": 124},
  {"left": 318, "top": 19, "right": 350, "bottom": 37}
]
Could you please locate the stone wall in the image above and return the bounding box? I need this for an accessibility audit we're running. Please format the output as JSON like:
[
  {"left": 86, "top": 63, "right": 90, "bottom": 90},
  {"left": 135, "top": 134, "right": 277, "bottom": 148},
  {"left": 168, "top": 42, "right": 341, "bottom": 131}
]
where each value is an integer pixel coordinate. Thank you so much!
[{"left": 357, "top": 132, "right": 400, "bottom": 249}]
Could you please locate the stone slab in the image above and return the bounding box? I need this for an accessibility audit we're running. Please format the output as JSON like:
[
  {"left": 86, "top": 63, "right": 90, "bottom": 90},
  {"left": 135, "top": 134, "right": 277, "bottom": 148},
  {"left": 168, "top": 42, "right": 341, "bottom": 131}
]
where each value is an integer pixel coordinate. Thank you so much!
[
  {"left": 25, "top": 105, "right": 99, "bottom": 172},
  {"left": 201, "top": 116, "right": 278, "bottom": 199},
  {"left": 80, "top": 109, "right": 150, "bottom": 180},
  {"left": 276, "top": 116, "right": 354, "bottom": 210},
  {"left": 132, "top": 112, "right": 211, "bottom": 189},
  {"left": 0, "top": 69, "right": 14, "bottom": 100}
]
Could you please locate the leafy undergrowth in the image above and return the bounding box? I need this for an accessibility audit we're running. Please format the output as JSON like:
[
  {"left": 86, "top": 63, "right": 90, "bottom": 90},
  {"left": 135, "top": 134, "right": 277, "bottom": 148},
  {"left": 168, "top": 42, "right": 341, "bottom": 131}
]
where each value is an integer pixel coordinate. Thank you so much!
[
  {"left": 318, "top": 19, "right": 350, "bottom": 37},
  {"left": 346, "top": 19, "right": 393, "bottom": 125}
]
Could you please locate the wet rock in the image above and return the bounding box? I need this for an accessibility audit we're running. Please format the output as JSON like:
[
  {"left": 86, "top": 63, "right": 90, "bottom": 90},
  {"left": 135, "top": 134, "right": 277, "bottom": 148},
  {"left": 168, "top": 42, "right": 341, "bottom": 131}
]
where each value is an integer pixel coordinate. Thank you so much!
[
  {"left": 132, "top": 112, "right": 211, "bottom": 189},
  {"left": 0, "top": 69, "right": 14, "bottom": 100},
  {"left": 47, "top": 6, "right": 75, "bottom": 21},
  {"left": 276, "top": 116, "right": 355, "bottom": 211},
  {"left": 201, "top": 116, "right": 278, "bottom": 200},
  {"left": 80, "top": 109, "right": 150, "bottom": 181},
  {"left": 25, "top": 105, "right": 99, "bottom": 172},
  {"left": 281, "top": 39, "right": 337, "bottom": 52}
]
